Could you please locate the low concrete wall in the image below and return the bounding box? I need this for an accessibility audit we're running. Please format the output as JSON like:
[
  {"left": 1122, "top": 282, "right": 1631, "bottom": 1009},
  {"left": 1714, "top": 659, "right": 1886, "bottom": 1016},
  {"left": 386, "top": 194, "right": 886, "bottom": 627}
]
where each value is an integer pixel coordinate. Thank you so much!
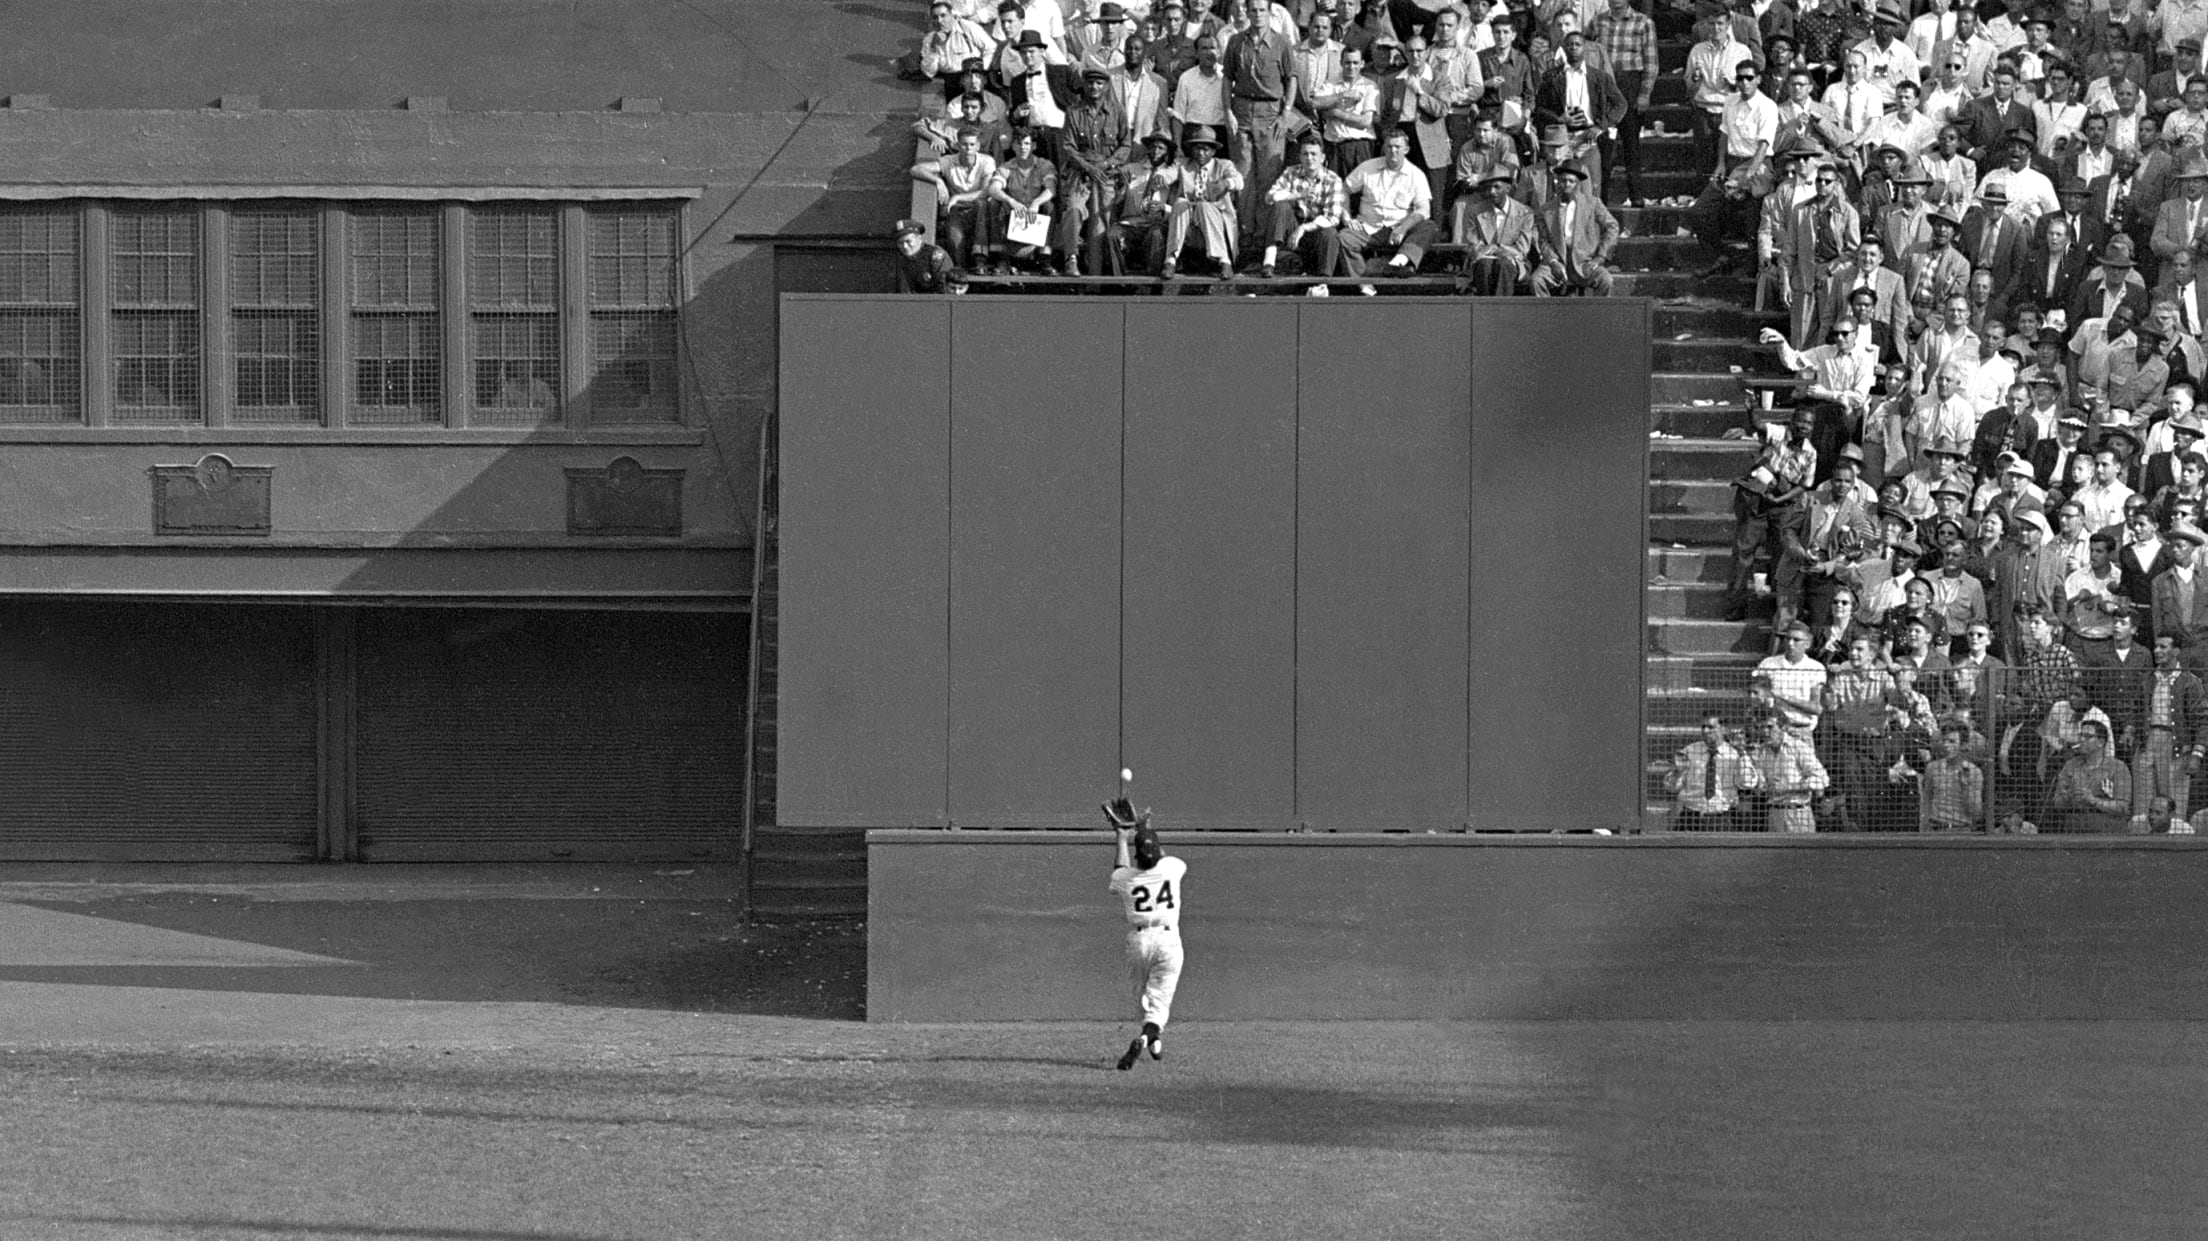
[{"left": 866, "top": 831, "right": 2208, "bottom": 1022}]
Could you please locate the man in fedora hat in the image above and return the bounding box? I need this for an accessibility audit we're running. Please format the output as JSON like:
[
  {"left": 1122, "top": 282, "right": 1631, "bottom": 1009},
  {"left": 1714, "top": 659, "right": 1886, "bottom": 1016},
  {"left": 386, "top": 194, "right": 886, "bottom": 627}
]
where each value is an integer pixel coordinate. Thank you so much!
[
  {"left": 1875, "top": 156, "right": 1935, "bottom": 268},
  {"left": 1067, "top": 0, "right": 1131, "bottom": 73},
  {"left": 2153, "top": 520, "right": 2208, "bottom": 659},
  {"left": 2152, "top": 150, "right": 2208, "bottom": 269},
  {"left": 1159, "top": 122, "right": 1243, "bottom": 277},
  {"left": 1903, "top": 223, "right": 1973, "bottom": 344},
  {"left": 2142, "top": 404, "right": 2207, "bottom": 498},
  {"left": 2070, "top": 234, "right": 2151, "bottom": 329},
  {"left": 1981, "top": 128, "right": 2061, "bottom": 223},
  {"left": 1528, "top": 159, "right": 1617, "bottom": 295},
  {"left": 1962, "top": 181, "right": 2031, "bottom": 295},
  {"left": 1097, "top": 129, "right": 1181, "bottom": 274},
  {"left": 1854, "top": 0, "right": 1922, "bottom": 90},
  {"left": 2039, "top": 174, "right": 2100, "bottom": 255},
  {"left": 1507, "top": 122, "right": 1582, "bottom": 214},
  {"left": 1454, "top": 162, "right": 1539, "bottom": 293}
]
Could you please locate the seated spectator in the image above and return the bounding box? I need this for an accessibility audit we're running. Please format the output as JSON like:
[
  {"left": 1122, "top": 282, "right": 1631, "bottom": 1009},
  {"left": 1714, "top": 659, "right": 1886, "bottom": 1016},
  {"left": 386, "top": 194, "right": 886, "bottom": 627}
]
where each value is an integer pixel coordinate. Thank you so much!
[
  {"left": 1450, "top": 115, "right": 1521, "bottom": 215},
  {"left": 1159, "top": 123, "right": 1243, "bottom": 278},
  {"left": 1096, "top": 130, "right": 1181, "bottom": 275},
  {"left": 1340, "top": 129, "right": 1440, "bottom": 285},
  {"left": 920, "top": 0, "right": 1002, "bottom": 86},
  {"left": 1691, "top": 59, "right": 1780, "bottom": 277},
  {"left": 1666, "top": 713, "right": 1762, "bottom": 830},
  {"left": 915, "top": 126, "right": 999, "bottom": 270},
  {"left": 2045, "top": 716, "right": 2133, "bottom": 831},
  {"left": 1453, "top": 166, "right": 1539, "bottom": 294},
  {"left": 1257, "top": 131, "right": 1348, "bottom": 285},
  {"left": 1528, "top": 161, "right": 1617, "bottom": 295},
  {"left": 985, "top": 127, "right": 1060, "bottom": 272},
  {"left": 893, "top": 219, "right": 957, "bottom": 293}
]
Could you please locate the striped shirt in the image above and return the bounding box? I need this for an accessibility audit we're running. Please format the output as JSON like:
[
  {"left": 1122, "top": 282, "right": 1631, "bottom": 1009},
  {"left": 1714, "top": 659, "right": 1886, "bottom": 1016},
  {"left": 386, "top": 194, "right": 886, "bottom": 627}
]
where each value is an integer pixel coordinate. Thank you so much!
[{"left": 1588, "top": 7, "right": 1657, "bottom": 76}]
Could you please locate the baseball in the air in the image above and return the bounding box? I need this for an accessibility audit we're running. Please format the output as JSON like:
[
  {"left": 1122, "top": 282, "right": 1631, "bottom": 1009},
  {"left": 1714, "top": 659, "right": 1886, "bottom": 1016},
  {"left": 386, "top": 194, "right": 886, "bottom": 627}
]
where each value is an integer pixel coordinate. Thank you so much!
[{"left": 1120, "top": 768, "right": 1134, "bottom": 783}]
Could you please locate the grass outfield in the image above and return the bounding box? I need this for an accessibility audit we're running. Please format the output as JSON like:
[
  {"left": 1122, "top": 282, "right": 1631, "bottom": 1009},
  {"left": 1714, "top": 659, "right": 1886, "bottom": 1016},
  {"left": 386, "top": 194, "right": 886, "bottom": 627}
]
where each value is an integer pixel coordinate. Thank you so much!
[{"left": 2, "top": 1017, "right": 2204, "bottom": 1241}]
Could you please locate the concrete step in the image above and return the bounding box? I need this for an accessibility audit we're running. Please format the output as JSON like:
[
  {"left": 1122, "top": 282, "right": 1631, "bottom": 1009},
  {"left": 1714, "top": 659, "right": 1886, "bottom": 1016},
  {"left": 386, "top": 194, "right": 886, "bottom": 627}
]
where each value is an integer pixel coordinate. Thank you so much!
[
  {"left": 1650, "top": 477, "right": 1735, "bottom": 516},
  {"left": 1643, "top": 652, "right": 1765, "bottom": 692},
  {"left": 1651, "top": 510, "right": 1732, "bottom": 545},
  {"left": 751, "top": 852, "right": 867, "bottom": 883},
  {"left": 1648, "top": 616, "right": 1769, "bottom": 656},
  {"left": 1652, "top": 370, "right": 1749, "bottom": 404},
  {"left": 1646, "top": 683, "right": 1763, "bottom": 727},
  {"left": 1650, "top": 406, "right": 1754, "bottom": 437},
  {"left": 1651, "top": 336, "right": 1780, "bottom": 373},
  {"left": 1618, "top": 271, "right": 1752, "bottom": 299},
  {"left": 1651, "top": 435, "right": 1759, "bottom": 478},
  {"left": 1647, "top": 579, "right": 1773, "bottom": 620},
  {"left": 1614, "top": 232, "right": 1702, "bottom": 273},
  {"left": 1646, "top": 543, "right": 1737, "bottom": 584},
  {"left": 1653, "top": 299, "right": 1786, "bottom": 336}
]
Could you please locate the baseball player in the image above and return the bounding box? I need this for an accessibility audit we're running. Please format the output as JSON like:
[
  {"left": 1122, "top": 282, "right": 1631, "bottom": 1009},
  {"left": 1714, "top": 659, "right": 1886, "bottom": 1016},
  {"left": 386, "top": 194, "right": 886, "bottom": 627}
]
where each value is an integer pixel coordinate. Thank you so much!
[{"left": 1104, "top": 797, "right": 1186, "bottom": 1071}]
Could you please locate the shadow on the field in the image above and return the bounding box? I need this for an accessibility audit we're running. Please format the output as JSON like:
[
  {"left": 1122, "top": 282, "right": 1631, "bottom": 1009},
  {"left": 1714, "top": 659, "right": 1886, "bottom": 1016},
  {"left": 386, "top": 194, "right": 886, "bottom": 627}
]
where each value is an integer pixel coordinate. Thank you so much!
[
  {"left": 0, "top": 897, "right": 866, "bottom": 1019},
  {"left": 14, "top": 1216, "right": 617, "bottom": 1241}
]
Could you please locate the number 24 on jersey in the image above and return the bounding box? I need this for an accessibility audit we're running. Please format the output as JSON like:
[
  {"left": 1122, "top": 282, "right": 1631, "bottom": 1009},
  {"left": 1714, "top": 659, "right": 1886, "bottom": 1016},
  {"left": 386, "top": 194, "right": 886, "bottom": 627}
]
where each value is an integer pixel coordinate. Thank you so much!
[{"left": 1130, "top": 880, "right": 1176, "bottom": 913}]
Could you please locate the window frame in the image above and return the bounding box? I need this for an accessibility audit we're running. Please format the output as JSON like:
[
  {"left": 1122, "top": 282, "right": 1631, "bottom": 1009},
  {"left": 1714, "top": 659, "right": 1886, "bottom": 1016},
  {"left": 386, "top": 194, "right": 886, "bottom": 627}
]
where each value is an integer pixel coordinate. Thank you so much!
[{"left": 0, "top": 196, "right": 694, "bottom": 441}]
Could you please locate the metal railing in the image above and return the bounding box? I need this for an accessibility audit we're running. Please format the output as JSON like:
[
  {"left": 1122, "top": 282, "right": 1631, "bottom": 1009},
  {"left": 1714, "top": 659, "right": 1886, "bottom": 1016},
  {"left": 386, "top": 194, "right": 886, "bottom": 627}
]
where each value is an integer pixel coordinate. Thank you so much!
[{"left": 1650, "top": 658, "right": 2208, "bottom": 836}]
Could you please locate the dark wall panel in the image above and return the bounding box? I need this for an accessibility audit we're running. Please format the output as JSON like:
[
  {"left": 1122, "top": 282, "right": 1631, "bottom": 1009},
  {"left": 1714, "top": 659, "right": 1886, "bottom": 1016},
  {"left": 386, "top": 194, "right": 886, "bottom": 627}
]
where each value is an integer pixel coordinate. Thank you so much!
[
  {"left": 1296, "top": 303, "right": 1472, "bottom": 829},
  {"left": 948, "top": 302, "right": 1123, "bottom": 826},
  {"left": 778, "top": 298, "right": 950, "bottom": 827},
  {"left": 1468, "top": 302, "right": 1648, "bottom": 831},
  {"left": 870, "top": 834, "right": 2208, "bottom": 1021},
  {"left": 1122, "top": 304, "right": 1298, "bottom": 829}
]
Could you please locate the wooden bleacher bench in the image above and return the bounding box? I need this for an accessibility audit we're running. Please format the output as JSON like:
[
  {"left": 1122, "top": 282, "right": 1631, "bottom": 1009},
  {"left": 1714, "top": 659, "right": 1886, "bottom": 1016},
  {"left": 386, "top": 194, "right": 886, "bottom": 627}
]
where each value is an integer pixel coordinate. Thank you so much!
[{"left": 960, "top": 271, "right": 1469, "bottom": 294}]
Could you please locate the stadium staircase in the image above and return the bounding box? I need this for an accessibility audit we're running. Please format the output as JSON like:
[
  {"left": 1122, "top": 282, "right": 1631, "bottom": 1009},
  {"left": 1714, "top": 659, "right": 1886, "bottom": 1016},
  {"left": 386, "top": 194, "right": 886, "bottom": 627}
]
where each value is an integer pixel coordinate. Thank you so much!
[{"left": 1635, "top": 24, "right": 1789, "bottom": 823}]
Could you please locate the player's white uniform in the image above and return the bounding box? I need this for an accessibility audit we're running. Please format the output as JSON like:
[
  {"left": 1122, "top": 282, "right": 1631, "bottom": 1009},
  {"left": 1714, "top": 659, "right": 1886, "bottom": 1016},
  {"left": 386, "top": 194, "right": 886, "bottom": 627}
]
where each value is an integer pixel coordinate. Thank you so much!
[{"left": 1108, "top": 855, "right": 1186, "bottom": 1029}]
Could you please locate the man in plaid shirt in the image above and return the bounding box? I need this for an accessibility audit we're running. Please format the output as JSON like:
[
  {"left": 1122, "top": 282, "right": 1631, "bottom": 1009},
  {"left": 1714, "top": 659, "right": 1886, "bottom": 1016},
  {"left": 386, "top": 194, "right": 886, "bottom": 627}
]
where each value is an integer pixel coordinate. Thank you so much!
[
  {"left": 1258, "top": 131, "right": 1349, "bottom": 283},
  {"left": 1589, "top": 0, "right": 1657, "bottom": 205}
]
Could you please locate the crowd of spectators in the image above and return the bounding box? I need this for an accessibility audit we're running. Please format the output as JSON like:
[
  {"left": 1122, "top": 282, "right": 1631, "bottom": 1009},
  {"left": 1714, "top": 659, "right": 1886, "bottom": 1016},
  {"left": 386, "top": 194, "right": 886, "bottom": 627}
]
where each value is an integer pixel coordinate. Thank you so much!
[
  {"left": 1681, "top": 0, "right": 2208, "bottom": 833},
  {"left": 897, "top": 0, "right": 1634, "bottom": 292}
]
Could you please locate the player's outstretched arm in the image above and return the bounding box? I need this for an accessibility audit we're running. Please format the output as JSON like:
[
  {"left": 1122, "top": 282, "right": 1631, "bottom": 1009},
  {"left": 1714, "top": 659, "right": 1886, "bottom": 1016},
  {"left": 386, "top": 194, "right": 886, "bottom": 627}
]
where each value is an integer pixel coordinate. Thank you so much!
[{"left": 1104, "top": 799, "right": 1136, "bottom": 869}]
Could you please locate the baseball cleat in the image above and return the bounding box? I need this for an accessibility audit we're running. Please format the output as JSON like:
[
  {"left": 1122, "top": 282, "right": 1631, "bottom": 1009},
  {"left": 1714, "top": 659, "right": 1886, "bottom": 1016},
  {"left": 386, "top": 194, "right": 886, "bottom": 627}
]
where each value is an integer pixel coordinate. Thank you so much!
[
  {"left": 1147, "top": 1032, "right": 1162, "bottom": 1061},
  {"left": 1116, "top": 1038, "right": 1144, "bottom": 1071}
]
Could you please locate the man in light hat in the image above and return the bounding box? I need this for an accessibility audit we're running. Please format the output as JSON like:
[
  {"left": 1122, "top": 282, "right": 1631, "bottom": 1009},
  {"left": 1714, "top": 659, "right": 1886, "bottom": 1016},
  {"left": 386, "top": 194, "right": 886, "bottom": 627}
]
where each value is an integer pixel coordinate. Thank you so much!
[
  {"left": 1875, "top": 156, "right": 1935, "bottom": 269},
  {"left": 1528, "top": 160, "right": 1617, "bottom": 296},
  {"left": 2031, "top": 402, "right": 2091, "bottom": 491},
  {"left": 2150, "top": 150, "right": 2208, "bottom": 267},
  {"left": 1897, "top": 433, "right": 1973, "bottom": 520},
  {"left": 2141, "top": 405, "right": 2207, "bottom": 498},
  {"left": 1901, "top": 226, "right": 1973, "bottom": 360},
  {"left": 1067, "top": 1, "right": 1131, "bottom": 73},
  {"left": 1454, "top": 162, "right": 1538, "bottom": 293},
  {"left": 1853, "top": 0, "right": 1923, "bottom": 92},
  {"left": 1510, "top": 122, "right": 1583, "bottom": 214},
  {"left": 2153, "top": 519, "right": 2208, "bottom": 660}
]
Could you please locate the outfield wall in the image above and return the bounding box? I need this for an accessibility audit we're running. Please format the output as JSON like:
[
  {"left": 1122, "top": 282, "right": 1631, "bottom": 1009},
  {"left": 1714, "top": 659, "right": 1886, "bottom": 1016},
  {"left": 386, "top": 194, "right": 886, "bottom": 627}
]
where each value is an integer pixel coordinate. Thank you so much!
[
  {"left": 867, "top": 832, "right": 2208, "bottom": 1022},
  {"left": 777, "top": 296, "right": 1650, "bottom": 835}
]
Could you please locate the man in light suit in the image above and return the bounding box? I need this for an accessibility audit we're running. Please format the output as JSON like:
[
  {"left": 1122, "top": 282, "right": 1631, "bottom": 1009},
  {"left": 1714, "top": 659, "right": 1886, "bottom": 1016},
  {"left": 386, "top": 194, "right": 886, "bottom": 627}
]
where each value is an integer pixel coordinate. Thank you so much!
[
  {"left": 1528, "top": 161, "right": 1618, "bottom": 295},
  {"left": 1778, "top": 157, "right": 1859, "bottom": 347},
  {"left": 1816, "top": 235, "right": 1909, "bottom": 350},
  {"left": 1453, "top": 165, "right": 1539, "bottom": 294},
  {"left": 2150, "top": 151, "right": 2208, "bottom": 269},
  {"left": 1110, "top": 33, "right": 1170, "bottom": 144}
]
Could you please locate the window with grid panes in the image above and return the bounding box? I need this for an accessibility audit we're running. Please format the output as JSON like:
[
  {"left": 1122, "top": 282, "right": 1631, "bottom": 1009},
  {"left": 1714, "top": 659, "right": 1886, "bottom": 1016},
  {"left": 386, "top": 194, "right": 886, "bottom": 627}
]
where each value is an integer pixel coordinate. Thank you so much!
[
  {"left": 231, "top": 209, "right": 320, "bottom": 422},
  {"left": 350, "top": 210, "right": 441, "bottom": 424},
  {"left": 587, "top": 206, "right": 679, "bottom": 424},
  {"left": 111, "top": 207, "right": 199, "bottom": 423},
  {"left": 0, "top": 208, "right": 81, "bottom": 423},
  {"left": 469, "top": 207, "right": 560, "bottom": 424}
]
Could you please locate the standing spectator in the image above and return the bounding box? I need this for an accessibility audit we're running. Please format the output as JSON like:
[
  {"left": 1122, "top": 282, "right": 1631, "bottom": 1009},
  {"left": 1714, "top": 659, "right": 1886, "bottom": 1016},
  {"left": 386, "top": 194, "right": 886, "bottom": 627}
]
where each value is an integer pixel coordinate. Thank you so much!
[
  {"left": 2129, "top": 630, "right": 2208, "bottom": 815},
  {"left": 1689, "top": 16, "right": 1760, "bottom": 175},
  {"left": 2151, "top": 520, "right": 2208, "bottom": 659},
  {"left": 1694, "top": 59, "right": 1781, "bottom": 276},
  {"left": 1409, "top": 8, "right": 1484, "bottom": 207},
  {"left": 1170, "top": 33, "right": 1232, "bottom": 137},
  {"left": 1319, "top": 44, "right": 1383, "bottom": 176},
  {"left": 1756, "top": 619, "right": 1831, "bottom": 739},
  {"left": 1822, "top": 49, "right": 1889, "bottom": 158},
  {"left": 1528, "top": 161, "right": 1616, "bottom": 294},
  {"left": 1477, "top": 11, "right": 1538, "bottom": 145},
  {"left": 1957, "top": 67, "right": 2038, "bottom": 167},
  {"left": 2063, "top": 530, "right": 2127, "bottom": 662},
  {"left": 1951, "top": 620, "right": 2007, "bottom": 721},
  {"left": 1823, "top": 633, "right": 1899, "bottom": 829},
  {"left": 1747, "top": 707, "right": 1832, "bottom": 832},
  {"left": 1225, "top": 0, "right": 1302, "bottom": 250},
  {"left": 1667, "top": 714, "right": 1762, "bottom": 829},
  {"left": 1110, "top": 35, "right": 1172, "bottom": 144},
  {"left": 1532, "top": 30, "right": 1626, "bottom": 197},
  {"left": 1587, "top": 0, "right": 1656, "bottom": 205},
  {"left": 2046, "top": 717, "right": 2134, "bottom": 831},
  {"left": 1160, "top": 123, "right": 1245, "bottom": 276},
  {"left": 1257, "top": 131, "right": 1349, "bottom": 281},
  {"left": 1057, "top": 69, "right": 1133, "bottom": 274},
  {"left": 2150, "top": 152, "right": 2208, "bottom": 269},
  {"left": 1918, "top": 720, "right": 1986, "bottom": 831}
]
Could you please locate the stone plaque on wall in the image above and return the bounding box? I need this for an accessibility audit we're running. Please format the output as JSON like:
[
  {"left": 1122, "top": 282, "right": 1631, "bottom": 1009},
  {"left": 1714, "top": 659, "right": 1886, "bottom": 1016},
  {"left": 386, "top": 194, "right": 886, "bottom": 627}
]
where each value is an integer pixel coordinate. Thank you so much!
[
  {"left": 567, "top": 456, "right": 683, "bottom": 536},
  {"left": 150, "top": 454, "right": 272, "bottom": 536}
]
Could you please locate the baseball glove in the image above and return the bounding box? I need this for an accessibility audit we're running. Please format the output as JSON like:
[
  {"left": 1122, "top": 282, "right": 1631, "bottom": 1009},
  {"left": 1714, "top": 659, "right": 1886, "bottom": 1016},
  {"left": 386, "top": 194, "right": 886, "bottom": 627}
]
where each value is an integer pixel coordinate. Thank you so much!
[{"left": 1101, "top": 798, "right": 1144, "bottom": 829}]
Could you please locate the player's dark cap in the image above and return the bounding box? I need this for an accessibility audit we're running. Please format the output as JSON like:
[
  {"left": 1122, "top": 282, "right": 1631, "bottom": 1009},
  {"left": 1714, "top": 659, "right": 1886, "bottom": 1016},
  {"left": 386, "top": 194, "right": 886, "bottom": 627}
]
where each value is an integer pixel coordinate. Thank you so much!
[{"left": 1131, "top": 823, "right": 1163, "bottom": 861}]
